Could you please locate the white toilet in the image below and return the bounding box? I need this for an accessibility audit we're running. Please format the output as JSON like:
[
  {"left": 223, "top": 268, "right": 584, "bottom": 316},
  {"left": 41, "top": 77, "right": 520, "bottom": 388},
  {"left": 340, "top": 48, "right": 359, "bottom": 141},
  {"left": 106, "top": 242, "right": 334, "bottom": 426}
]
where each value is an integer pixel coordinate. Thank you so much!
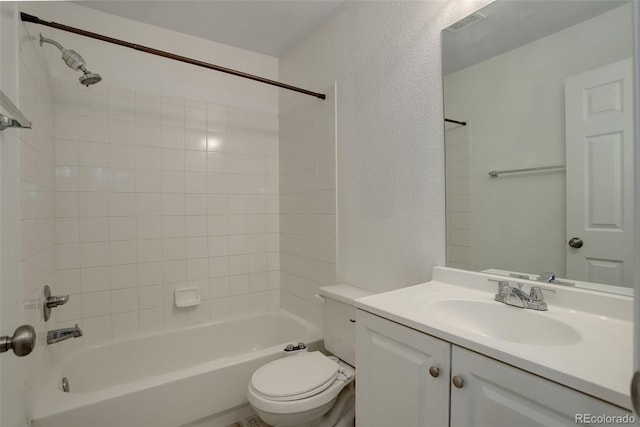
[{"left": 247, "top": 284, "right": 371, "bottom": 427}]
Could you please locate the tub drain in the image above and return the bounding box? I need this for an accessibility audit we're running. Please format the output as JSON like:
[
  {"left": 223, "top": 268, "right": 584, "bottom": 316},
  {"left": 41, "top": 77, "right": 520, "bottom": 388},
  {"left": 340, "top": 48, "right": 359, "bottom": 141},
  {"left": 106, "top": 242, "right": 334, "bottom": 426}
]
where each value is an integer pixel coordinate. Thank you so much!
[{"left": 61, "top": 377, "right": 70, "bottom": 392}]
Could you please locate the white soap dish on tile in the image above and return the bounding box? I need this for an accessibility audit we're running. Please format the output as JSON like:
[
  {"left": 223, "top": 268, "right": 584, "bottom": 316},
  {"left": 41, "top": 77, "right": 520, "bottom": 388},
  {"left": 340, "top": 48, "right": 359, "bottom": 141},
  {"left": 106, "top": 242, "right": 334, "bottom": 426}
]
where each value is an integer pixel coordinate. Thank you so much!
[{"left": 174, "top": 287, "right": 200, "bottom": 308}]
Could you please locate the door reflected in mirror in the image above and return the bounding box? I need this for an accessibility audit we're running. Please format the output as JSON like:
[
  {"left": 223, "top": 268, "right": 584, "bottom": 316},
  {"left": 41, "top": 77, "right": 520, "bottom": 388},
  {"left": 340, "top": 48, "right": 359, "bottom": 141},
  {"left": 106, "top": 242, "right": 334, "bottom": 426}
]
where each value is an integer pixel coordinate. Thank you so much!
[{"left": 442, "top": 0, "right": 636, "bottom": 294}]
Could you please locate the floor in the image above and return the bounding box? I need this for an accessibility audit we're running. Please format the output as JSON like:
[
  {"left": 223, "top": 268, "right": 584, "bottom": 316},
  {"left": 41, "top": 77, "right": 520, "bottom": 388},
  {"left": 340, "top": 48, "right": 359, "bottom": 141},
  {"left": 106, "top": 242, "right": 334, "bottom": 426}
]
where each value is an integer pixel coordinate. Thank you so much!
[{"left": 226, "top": 414, "right": 271, "bottom": 427}]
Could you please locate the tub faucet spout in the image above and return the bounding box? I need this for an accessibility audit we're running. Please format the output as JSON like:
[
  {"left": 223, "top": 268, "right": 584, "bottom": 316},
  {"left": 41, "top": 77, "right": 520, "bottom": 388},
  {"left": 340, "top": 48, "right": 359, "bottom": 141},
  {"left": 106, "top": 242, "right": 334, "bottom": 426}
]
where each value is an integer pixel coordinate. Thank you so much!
[{"left": 47, "top": 324, "right": 82, "bottom": 345}]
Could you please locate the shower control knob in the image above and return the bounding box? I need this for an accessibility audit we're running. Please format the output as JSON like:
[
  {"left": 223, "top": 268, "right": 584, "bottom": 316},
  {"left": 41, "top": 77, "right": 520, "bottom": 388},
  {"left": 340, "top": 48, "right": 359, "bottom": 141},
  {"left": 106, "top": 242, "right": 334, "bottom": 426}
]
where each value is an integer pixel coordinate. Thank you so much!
[
  {"left": 428, "top": 367, "right": 440, "bottom": 378},
  {"left": 568, "top": 237, "right": 583, "bottom": 248}
]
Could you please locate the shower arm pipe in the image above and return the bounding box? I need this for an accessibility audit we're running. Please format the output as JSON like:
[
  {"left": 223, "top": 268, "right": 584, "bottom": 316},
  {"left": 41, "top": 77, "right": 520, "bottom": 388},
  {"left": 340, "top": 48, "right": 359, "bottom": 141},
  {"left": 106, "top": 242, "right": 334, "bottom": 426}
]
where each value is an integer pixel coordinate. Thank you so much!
[
  {"left": 20, "top": 12, "right": 326, "bottom": 100},
  {"left": 40, "top": 35, "right": 65, "bottom": 52}
]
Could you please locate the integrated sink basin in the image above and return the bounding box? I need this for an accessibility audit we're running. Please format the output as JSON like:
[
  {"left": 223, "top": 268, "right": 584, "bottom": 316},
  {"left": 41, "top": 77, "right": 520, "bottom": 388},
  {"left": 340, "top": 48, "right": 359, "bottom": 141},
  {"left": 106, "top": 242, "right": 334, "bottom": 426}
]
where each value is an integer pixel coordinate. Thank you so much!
[
  {"left": 355, "top": 267, "right": 633, "bottom": 409},
  {"left": 425, "top": 299, "right": 582, "bottom": 345}
]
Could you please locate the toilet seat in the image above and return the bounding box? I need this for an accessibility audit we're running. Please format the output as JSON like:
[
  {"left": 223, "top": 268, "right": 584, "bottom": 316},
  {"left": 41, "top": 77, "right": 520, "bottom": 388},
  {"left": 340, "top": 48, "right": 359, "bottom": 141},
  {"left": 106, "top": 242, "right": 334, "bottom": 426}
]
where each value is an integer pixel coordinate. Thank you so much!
[
  {"left": 250, "top": 352, "right": 340, "bottom": 401},
  {"left": 247, "top": 352, "right": 355, "bottom": 415}
]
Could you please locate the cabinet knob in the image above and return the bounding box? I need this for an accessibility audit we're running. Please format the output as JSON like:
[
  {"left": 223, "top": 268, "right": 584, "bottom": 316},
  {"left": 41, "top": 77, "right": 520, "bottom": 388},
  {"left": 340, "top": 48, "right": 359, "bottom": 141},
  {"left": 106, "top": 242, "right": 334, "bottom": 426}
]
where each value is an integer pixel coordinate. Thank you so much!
[
  {"left": 428, "top": 366, "right": 440, "bottom": 378},
  {"left": 452, "top": 375, "right": 464, "bottom": 389}
]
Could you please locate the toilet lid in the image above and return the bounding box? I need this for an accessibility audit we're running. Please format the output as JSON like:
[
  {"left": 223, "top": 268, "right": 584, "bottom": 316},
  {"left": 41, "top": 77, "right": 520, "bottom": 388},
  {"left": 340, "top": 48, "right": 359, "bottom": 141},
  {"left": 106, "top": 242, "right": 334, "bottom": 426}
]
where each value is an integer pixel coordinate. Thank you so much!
[{"left": 251, "top": 352, "right": 340, "bottom": 401}]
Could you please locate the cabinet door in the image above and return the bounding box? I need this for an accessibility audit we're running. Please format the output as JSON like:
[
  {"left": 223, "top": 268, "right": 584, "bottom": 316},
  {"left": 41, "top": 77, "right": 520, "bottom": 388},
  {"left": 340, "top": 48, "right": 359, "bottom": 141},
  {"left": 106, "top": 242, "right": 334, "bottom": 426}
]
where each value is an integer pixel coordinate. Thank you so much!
[
  {"left": 356, "top": 310, "right": 451, "bottom": 427},
  {"left": 450, "top": 346, "right": 634, "bottom": 427}
]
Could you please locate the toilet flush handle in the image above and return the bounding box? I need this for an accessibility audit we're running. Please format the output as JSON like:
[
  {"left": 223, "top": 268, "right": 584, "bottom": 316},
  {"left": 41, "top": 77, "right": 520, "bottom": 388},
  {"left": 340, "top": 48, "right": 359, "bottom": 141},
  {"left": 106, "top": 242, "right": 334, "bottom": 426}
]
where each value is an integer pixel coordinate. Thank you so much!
[{"left": 314, "top": 294, "right": 326, "bottom": 304}]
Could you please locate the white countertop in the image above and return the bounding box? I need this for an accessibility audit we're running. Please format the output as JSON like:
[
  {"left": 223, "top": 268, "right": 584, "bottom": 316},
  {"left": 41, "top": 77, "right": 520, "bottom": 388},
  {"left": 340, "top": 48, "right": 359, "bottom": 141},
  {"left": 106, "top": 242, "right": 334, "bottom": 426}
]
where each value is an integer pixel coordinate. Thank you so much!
[{"left": 355, "top": 267, "right": 634, "bottom": 410}]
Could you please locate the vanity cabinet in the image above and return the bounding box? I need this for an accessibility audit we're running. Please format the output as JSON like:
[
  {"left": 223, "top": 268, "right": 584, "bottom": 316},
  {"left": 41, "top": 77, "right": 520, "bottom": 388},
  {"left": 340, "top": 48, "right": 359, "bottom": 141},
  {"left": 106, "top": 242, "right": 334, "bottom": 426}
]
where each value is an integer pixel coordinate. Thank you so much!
[
  {"left": 356, "top": 310, "right": 633, "bottom": 427},
  {"left": 355, "top": 309, "right": 451, "bottom": 427}
]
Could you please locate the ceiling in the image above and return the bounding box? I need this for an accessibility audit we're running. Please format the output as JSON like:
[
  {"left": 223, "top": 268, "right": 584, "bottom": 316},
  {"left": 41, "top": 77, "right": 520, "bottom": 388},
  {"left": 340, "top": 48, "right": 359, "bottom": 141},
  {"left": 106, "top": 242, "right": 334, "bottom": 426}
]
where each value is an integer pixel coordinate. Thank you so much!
[
  {"left": 74, "top": 1, "right": 345, "bottom": 57},
  {"left": 442, "top": 0, "right": 630, "bottom": 75}
]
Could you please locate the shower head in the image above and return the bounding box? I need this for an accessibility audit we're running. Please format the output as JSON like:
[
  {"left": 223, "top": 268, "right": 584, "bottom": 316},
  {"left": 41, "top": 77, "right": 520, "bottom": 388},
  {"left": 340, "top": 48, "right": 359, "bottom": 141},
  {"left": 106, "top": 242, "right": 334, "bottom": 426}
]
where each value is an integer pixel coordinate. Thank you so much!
[
  {"left": 79, "top": 72, "right": 102, "bottom": 87},
  {"left": 39, "top": 33, "right": 102, "bottom": 87}
]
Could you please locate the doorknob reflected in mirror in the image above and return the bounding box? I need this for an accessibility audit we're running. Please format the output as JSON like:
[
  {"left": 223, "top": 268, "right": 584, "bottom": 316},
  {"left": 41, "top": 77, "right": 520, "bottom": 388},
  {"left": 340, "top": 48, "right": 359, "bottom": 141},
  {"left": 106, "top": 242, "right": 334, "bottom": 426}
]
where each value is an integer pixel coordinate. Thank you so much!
[{"left": 568, "top": 237, "right": 583, "bottom": 248}]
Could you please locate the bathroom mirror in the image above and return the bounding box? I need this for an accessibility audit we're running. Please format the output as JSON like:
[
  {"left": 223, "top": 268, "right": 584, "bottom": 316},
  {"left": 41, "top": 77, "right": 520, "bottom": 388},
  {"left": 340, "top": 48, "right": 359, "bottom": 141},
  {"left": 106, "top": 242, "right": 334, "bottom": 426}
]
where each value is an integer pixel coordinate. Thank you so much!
[{"left": 442, "top": 0, "right": 636, "bottom": 294}]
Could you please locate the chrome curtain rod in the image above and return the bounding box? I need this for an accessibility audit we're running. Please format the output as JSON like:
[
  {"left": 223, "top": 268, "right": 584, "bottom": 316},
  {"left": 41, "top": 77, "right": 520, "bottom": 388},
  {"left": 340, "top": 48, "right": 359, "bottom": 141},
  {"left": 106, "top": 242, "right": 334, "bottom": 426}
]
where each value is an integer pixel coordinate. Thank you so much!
[
  {"left": 20, "top": 12, "right": 326, "bottom": 100},
  {"left": 488, "top": 164, "right": 565, "bottom": 178}
]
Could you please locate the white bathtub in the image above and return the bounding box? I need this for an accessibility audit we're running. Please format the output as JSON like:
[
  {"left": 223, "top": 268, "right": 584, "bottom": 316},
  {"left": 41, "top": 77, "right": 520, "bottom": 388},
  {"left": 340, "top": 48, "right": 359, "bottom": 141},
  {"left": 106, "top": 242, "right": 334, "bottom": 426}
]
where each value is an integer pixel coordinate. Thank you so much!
[{"left": 32, "top": 310, "right": 322, "bottom": 427}]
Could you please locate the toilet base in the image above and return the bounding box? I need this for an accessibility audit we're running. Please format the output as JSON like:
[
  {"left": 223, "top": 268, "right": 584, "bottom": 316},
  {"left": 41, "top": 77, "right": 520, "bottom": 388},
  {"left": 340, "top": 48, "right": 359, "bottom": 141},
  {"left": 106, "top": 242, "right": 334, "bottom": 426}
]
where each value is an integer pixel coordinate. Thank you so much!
[{"left": 253, "top": 383, "right": 355, "bottom": 427}]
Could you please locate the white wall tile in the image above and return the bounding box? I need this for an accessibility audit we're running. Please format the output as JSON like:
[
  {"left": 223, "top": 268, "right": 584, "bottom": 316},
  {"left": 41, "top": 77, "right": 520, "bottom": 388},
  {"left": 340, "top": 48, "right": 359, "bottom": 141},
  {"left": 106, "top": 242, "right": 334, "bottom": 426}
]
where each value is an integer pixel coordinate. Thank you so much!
[
  {"left": 112, "top": 310, "right": 140, "bottom": 338},
  {"left": 79, "top": 217, "right": 109, "bottom": 242},
  {"left": 138, "top": 284, "right": 164, "bottom": 309},
  {"left": 110, "top": 264, "right": 138, "bottom": 289},
  {"left": 161, "top": 149, "right": 185, "bottom": 171},
  {"left": 109, "top": 193, "right": 136, "bottom": 217},
  {"left": 56, "top": 192, "right": 79, "bottom": 218},
  {"left": 78, "top": 142, "right": 108, "bottom": 167},
  {"left": 162, "top": 237, "right": 186, "bottom": 261},
  {"left": 139, "top": 307, "right": 164, "bottom": 334},
  {"left": 56, "top": 84, "right": 280, "bottom": 345},
  {"left": 162, "top": 104, "right": 185, "bottom": 128},
  {"left": 80, "top": 242, "right": 110, "bottom": 268},
  {"left": 135, "top": 98, "right": 161, "bottom": 124},
  {"left": 185, "top": 107, "right": 206, "bottom": 130},
  {"left": 135, "top": 170, "right": 162, "bottom": 193},
  {"left": 161, "top": 126, "right": 185, "bottom": 149},
  {"left": 137, "top": 216, "right": 162, "bottom": 239},
  {"left": 108, "top": 119, "right": 135, "bottom": 145},
  {"left": 78, "top": 115, "right": 107, "bottom": 143},
  {"left": 138, "top": 262, "right": 163, "bottom": 286},
  {"left": 111, "top": 288, "right": 138, "bottom": 313},
  {"left": 55, "top": 113, "right": 78, "bottom": 140},
  {"left": 82, "top": 315, "right": 113, "bottom": 344},
  {"left": 55, "top": 269, "right": 82, "bottom": 295},
  {"left": 55, "top": 166, "right": 79, "bottom": 191},
  {"left": 56, "top": 218, "right": 79, "bottom": 244},
  {"left": 78, "top": 192, "right": 108, "bottom": 217},
  {"left": 81, "top": 266, "right": 110, "bottom": 293},
  {"left": 78, "top": 167, "right": 109, "bottom": 192},
  {"left": 55, "top": 140, "right": 78, "bottom": 166},
  {"left": 109, "top": 217, "right": 137, "bottom": 241},
  {"left": 109, "top": 94, "right": 135, "bottom": 121},
  {"left": 110, "top": 240, "right": 137, "bottom": 265},
  {"left": 108, "top": 145, "right": 135, "bottom": 169},
  {"left": 136, "top": 193, "right": 162, "bottom": 216},
  {"left": 161, "top": 171, "right": 185, "bottom": 193},
  {"left": 135, "top": 123, "right": 161, "bottom": 147},
  {"left": 162, "top": 194, "right": 185, "bottom": 216},
  {"left": 82, "top": 291, "right": 111, "bottom": 317}
]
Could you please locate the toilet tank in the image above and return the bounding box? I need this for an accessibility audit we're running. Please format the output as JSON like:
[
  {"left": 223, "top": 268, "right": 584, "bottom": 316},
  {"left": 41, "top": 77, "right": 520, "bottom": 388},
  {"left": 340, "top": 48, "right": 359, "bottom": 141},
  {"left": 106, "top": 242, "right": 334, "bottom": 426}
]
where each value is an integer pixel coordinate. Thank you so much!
[{"left": 319, "top": 284, "right": 372, "bottom": 366}]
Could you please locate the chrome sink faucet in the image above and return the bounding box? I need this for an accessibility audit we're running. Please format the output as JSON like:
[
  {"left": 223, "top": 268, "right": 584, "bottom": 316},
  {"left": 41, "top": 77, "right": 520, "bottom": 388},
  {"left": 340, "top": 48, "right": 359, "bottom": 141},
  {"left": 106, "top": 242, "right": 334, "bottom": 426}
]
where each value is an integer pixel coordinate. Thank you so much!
[
  {"left": 492, "top": 280, "right": 552, "bottom": 311},
  {"left": 47, "top": 324, "right": 82, "bottom": 345}
]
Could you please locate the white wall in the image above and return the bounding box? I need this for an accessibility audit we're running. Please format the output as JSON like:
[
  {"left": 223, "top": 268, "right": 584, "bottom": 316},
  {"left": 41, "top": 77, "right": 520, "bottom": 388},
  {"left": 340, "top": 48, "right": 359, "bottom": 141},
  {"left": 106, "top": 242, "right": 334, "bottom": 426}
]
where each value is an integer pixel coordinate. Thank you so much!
[
  {"left": 444, "top": 4, "right": 633, "bottom": 276},
  {"left": 280, "top": 0, "right": 492, "bottom": 294},
  {"left": 47, "top": 3, "right": 280, "bottom": 346}
]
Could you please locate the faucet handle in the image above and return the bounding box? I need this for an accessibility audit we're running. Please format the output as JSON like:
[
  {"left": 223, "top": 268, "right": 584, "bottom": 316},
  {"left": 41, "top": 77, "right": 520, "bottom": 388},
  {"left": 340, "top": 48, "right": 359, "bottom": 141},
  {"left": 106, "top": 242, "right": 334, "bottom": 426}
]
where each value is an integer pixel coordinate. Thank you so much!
[
  {"left": 43, "top": 285, "right": 70, "bottom": 322},
  {"left": 538, "top": 272, "right": 556, "bottom": 283},
  {"left": 529, "top": 286, "right": 556, "bottom": 301},
  {"left": 530, "top": 287, "right": 544, "bottom": 301},
  {"left": 490, "top": 280, "right": 511, "bottom": 295}
]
